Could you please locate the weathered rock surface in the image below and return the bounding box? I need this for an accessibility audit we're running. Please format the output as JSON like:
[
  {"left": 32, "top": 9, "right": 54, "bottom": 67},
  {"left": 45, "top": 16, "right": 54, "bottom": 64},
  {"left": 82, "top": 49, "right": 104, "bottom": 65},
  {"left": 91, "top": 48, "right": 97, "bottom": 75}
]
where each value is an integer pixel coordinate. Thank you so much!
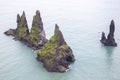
[
  {"left": 4, "top": 10, "right": 47, "bottom": 50},
  {"left": 100, "top": 20, "right": 117, "bottom": 46},
  {"left": 37, "top": 24, "right": 75, "bottom": 72}
]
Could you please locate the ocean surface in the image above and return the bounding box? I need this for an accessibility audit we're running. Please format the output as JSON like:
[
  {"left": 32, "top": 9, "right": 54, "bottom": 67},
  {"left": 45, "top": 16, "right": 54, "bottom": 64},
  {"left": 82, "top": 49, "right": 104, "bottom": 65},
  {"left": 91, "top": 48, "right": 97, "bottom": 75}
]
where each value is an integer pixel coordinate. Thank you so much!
[{"left": 0, "top": 0, "right": 120, "bottom": 80}]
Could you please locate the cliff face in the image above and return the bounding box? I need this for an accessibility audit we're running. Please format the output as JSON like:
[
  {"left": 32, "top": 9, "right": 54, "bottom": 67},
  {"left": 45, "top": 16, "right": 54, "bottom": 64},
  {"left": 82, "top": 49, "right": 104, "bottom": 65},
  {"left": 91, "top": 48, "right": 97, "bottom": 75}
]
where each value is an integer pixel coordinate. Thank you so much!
[
  {"left": 100, "top": 20, "right": 117, "bottom": 46},
  {"left": 37, "top": 24, "right": 75, "bottom": 72},
  {"left": 4, "top": 10, "right": 47, "bottom": 50}
]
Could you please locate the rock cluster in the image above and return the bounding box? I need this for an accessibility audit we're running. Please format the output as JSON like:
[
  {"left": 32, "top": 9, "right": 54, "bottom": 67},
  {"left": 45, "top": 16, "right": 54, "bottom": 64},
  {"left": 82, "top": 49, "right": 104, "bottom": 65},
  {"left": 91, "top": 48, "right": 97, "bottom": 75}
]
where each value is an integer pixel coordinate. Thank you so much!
[
  {"left": 4, "top": 10, "right": 75, "bottom": 72},
  {"left": 37, "top": 24, "right": 75, "bottom": 72},
  {"left": 100, "top": 20, "right": 117, "bottom": 46},
  {"left": 4, "top": 10, "right": 47, "bottom": 50}
]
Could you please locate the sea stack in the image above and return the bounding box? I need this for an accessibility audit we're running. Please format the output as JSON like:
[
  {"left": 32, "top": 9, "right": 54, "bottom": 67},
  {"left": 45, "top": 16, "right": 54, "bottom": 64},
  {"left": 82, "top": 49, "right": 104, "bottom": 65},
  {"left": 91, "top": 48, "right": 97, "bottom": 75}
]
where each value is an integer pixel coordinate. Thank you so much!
[
  {"left": 100, "top": 20, "right": 117, "bottom": 46},
  {"left": 37, "top": 24, "right": 75, "bottom": 72},
  {"left": 4, "top": 10, "right": 47, "bottom": 50}
]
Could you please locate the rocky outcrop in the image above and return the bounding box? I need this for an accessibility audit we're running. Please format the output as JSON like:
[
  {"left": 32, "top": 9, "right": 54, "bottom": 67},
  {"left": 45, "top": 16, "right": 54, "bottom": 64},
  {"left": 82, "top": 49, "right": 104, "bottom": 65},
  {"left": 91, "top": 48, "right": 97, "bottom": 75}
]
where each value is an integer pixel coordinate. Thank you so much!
[
  {"left": 37, "top": 24, "right": 75, "bottom": 72},
  {"left": 4, "top": 29, "right": 16, "bottom": 36},
  {"left": 4, "top": 10, "right": 47, "bottom": 50},
  {"left": 100, "top": 20, "right": 117, "bottom": 46}
]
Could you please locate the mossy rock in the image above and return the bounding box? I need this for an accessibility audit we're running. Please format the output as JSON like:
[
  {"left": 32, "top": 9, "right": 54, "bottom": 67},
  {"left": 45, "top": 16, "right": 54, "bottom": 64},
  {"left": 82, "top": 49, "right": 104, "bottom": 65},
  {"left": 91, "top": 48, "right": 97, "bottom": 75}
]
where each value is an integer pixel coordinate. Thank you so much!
[
  {"left": 29, "top": 27, "right": 38, "bottom": 45},
  {"left": 37, "top": 24, "right": 75, "bottom": 72}
]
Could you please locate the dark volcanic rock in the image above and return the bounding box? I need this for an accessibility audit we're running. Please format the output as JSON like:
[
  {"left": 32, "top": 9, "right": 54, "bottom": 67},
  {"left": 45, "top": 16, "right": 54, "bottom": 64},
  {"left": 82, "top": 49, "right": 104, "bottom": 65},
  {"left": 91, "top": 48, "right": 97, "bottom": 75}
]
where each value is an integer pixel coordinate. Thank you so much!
[
  {"left": 37, "top": 24, "right": 75, "bottom": 72},
  {"left": 100, "top": 20, "right": 117, "bottom": 46},
  {"left": 4, "top": 10, "right": 47, "bottom": 50}
]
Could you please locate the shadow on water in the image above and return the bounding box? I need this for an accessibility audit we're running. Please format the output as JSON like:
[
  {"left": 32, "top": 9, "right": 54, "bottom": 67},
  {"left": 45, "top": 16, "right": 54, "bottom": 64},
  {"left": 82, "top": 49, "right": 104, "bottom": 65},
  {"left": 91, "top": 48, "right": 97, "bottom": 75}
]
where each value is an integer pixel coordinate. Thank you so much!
[
  {"left": 101, "top": 45, "right": 115, "bottom": 69},
  {"left": 100, "top": 45, "right": 117, "bottom": 80}
]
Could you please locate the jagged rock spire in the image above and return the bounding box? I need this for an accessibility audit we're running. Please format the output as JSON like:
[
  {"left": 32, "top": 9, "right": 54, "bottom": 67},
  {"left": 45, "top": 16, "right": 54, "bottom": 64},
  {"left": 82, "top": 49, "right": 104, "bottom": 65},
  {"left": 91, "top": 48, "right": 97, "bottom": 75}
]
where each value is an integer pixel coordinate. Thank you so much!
[
  {"left": 32, "top": 10, "right": 43, "bottom": 31},
  {"left": 4, "top": 10, "right": 47, "bottom": 50},
  {"left": 100, "top": 20, "right": 117, "bottom": 46},
  {"left": 29, "top": 10, "right": 47, "bottom": 48},
  {"left": 55, "top": 24, "right": 66, "bottom": 46},
  {"left": 17, "top": 14, "right": 20, "bottom": 23},
  {"left": 107, "top": 20, "right": 115, "bottom": 39},
  {"left": 16, "top": 11, "right": 29, "bottom": 39},
  {"left": 20, "top": 11, "right": 29, "bottom": 30}
]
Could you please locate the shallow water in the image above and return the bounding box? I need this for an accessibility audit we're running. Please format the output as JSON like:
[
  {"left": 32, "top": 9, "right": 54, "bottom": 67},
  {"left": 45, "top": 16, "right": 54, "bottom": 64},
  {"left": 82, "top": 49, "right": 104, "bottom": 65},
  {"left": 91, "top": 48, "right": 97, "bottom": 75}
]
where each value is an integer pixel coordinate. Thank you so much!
[{"left": 0, "top": 0, "right": 120, "bottom": 80}]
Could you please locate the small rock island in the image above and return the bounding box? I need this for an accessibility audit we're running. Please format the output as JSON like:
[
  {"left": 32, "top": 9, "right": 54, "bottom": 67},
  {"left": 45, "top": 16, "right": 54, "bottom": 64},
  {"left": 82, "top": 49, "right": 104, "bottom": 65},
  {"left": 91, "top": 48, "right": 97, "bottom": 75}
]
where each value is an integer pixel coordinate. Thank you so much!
[
  {"left": 4, "top": 10, "right": 75, "bottom": 72},
  {"left": 100, "top": 20, "right": 117, "bottom": 46}
]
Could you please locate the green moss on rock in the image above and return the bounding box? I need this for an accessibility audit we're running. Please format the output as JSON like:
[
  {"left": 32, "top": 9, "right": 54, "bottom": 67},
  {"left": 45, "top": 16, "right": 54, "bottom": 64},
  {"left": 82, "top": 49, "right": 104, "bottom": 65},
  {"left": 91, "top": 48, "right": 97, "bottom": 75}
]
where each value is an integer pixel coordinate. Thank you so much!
[
  {"left": 59, "top": 44, "right": 69, "bottom": 50},
  {"left": 17, "top": 23, "right": 28, "bottom": 38},
  {"left": 29, "top": 27, "right": 38, "bottom": 45},
  {"left": 38, "top": 35, "right": 57, "bottom": 56}
]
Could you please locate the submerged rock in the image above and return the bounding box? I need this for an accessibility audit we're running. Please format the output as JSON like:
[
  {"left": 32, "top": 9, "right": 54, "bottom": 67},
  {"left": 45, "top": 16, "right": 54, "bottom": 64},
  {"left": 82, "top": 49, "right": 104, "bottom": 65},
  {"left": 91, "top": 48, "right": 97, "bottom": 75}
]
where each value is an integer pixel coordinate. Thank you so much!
[
  {"left": 37, "top": 24, "right": 75, "bottom": 72},
  {"left": 4, "top": 10, "right": 47, "bottom": 50},
  {"left": 100, "top": 20, "right": 117, "bottom": 46}
]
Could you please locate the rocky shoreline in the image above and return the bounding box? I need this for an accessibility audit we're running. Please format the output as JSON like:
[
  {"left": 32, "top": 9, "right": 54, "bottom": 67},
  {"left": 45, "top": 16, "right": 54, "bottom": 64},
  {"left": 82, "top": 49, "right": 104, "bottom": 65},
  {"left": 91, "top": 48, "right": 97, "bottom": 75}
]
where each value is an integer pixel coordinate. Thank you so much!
[{"left": 4, "top": 10, "right": 75, "bottom": 72}]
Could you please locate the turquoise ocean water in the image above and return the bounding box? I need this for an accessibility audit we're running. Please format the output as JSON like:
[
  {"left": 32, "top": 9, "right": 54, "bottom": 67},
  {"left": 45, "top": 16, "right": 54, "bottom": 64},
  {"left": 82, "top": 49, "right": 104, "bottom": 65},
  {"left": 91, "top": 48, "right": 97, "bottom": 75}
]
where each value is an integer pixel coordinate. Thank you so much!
[{"left": 0, "top": 0, "right": 120, "bottom": 80}]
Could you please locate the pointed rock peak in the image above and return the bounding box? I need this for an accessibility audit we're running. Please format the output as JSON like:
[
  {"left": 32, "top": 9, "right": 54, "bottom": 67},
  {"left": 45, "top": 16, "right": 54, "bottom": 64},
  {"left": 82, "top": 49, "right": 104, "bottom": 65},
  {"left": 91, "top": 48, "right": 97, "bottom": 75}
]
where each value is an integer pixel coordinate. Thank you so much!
[
  {"left": 100, "top": 32, "right": 106, "bottom": 43},
  {"left": 111, "top": 20, "right": 114, "bottom": 24},
  {"left": 17, "top": 14, "right": 21, "bottom": 23},
  {"left": 31, "top": 10, "right": 43, "bottom": 30},
  {"left": 20, "top": 11, "right": 27, "bottom": 25},
  {"left": 109, "top": 19, "right": 115, "bottom": 34},
  {"left": 36, "top": 10, "right": 40, "bottom": 16},
  {"left": 101, "top": 32, "right": 106, "bottom": 39},
  {"left": 54, "top": 24, "right": 66, "bottom": 45},
  {"left": 22, "top": 11, "right": 25, "bottom": 16},
  {"left": 54, "top": 24, "right": 59, "bottom": 34},
  {"left": 21, "top": 11, "right": 27, "bottom": 20}
]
